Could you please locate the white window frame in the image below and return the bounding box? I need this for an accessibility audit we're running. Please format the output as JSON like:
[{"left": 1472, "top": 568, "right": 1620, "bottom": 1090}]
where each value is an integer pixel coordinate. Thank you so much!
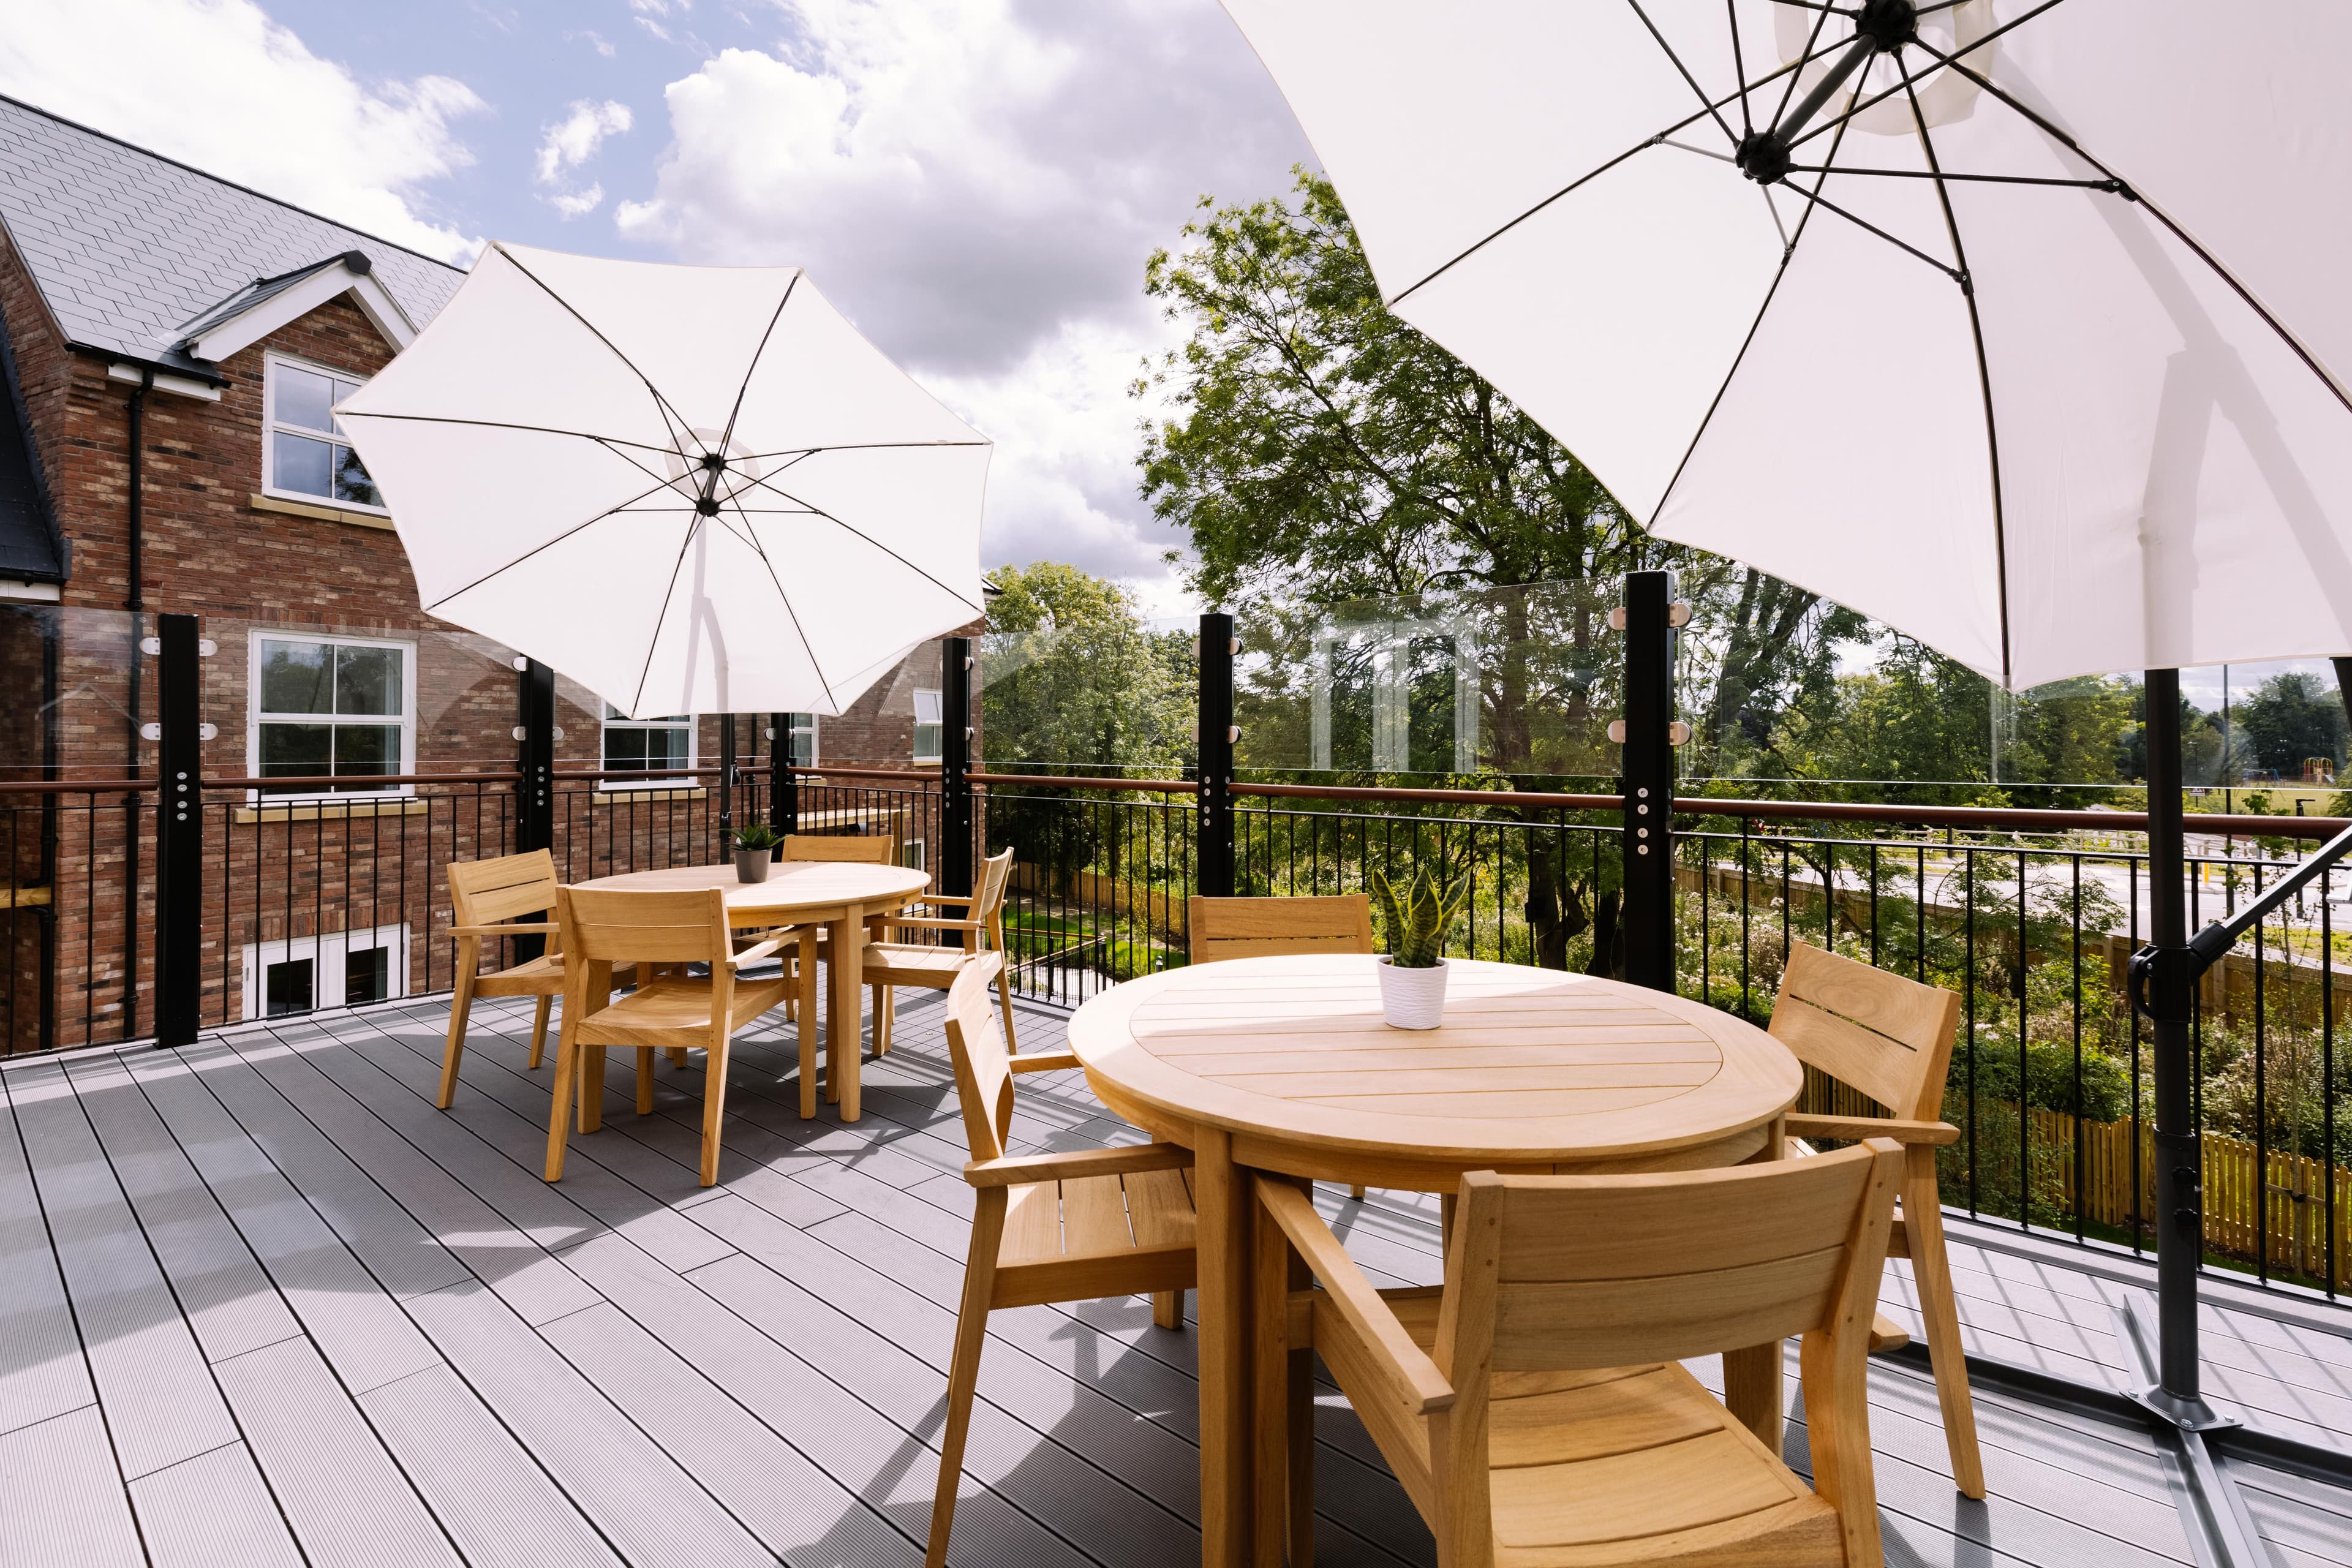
[
  {"left": 913, "top": 688, "right": 944, "bottom": 764},
  {"left": 239, "top": 921, "right": 410, "bottom": 1020},
  {"left": 600, "top": 706, "right": 698, "bottom": 790},
  {"left": 781, "top": 712, "right": 819, "bottom": 768},
  {"left": 246, "top": 630, "right": 417, "bottom": 804},
  {"left": 261, "top": 351, "right": 388, "bottom": 515}
]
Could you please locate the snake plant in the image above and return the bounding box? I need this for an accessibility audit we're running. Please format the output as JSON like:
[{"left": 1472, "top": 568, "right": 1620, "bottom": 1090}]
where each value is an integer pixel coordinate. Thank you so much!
[
  {"left": 1370, "top": 867, "right": 1470, "bottom": 968},
  {"left": 733, "top": 822, "right": 782, "bottom": 852}
]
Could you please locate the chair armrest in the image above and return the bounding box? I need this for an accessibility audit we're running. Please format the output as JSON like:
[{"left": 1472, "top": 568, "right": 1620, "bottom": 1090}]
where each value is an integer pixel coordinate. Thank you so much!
[
  {"left": 883, "top": 916, "right": 984, "bottom": 933},
  {"left": 1008, "top": 1050, "right": 1080, "bottom": 1074},
  {"left": 914, "top": 892, "right": 977, "bottom": 908},
  {"left": 450, "top": 923, "right": 557, "bottom": 938},
  {"left": 1257, "top": 1179, "right": 1454, "bottom": 1415},
  {"left": 1784, "top": 1114, "right": 1960, "bottom": 1146},
  {"left": 965, "top": 1143, "right": 1192, "bottom": 1188},
  {"left": 725, "top": 938, "right": 785, "bottom": 970}
]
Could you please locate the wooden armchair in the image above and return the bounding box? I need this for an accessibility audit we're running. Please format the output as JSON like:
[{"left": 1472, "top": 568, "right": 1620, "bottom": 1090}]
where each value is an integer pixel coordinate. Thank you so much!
[
  {"left": 1255, "top": 1139, "right": 1904, "bottom": 1568},
  {"left": 1771, "top": 941, "right": 1981, "bottom": 1496},
  {"left": 869, "top": 845, "right": 1017, "bottom": 1054},
  {"left": 1189, "top": 892, "right": 1376, "bottom": 1198},
  {"left": 928, "top": 952, "right": 1195, "bottom": 1568},
  {"left": 547, "top": 886, "right": 794, "bottom": 1187},
  {"left": 440, "top": 850, "right": 628, "bottom": 1109}
]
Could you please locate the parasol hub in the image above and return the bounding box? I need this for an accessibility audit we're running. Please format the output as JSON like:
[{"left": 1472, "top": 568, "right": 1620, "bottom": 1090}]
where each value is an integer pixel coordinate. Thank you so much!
[{"left": 1852, "top": 0, "right": 1918, "bottom": 54}]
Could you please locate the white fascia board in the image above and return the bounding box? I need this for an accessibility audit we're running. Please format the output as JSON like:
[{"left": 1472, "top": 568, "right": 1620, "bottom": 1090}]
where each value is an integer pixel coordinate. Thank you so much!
[
  {"left": 105, "top": 363, "right": 221, "bottom": 401},
  {"left": 188, "top": 264, "right": 418, "bottom": 364},
  {"left": 0, "top": 579, "right": 61, "bottom": 602}
]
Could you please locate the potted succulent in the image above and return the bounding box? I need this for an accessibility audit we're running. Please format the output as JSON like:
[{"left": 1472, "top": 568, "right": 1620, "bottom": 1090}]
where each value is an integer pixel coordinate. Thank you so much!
[
  {"left": 1370, "top": 866, "right": 1470, "bottom": 1028},
  {"left": 732, "top": 823, "right": 782, "bottom": 883}
]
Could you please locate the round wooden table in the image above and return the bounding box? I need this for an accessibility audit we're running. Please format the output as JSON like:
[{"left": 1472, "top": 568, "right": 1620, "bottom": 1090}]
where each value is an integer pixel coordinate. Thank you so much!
[
  {"left": 1068, "top": 954, "right": 1804, "bottom": 1567},
  {"left": 576, "top": 860, "right": 929, "bottom": 1121}
]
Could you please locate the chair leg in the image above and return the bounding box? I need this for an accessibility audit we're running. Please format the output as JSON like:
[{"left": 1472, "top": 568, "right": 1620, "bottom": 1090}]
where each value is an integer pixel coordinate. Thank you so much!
[
  {"left": 668, "top": 1046, "right": 689, "bottom": 1068},
  {"left": 797, "top": 932, "right": 821, "bottom": 1119},
  {"left": 543, "top": 1025, "right": 579, "bottom": 1182},
  {"left": 996, "top": 962, "right": 1018, "bottom": 1053},
  {"left": 636, "top": 1047, "right": 656, "bottom": 1115},
  {"left": 527, "top": 992, "right": 552, "bottom": 1070},
  {"left": 1348, "top": 1185, "right": 1366, "bottom": 1200},
  {"left": 699, "top": 1038, "right": 731, "bottom": 1188},
  {"left": 929, "top": 1192, "right": 1005, "bottom": 1568},
  {"left": 580, "top": 1042, "right": 606, "bottom": 1133},
  {"left": 437, "top": 972, "right": 475, "bottom": 1110},
  {"left": 1152, "top": 1290, "right": 1182, "bottom": 1329},
  {"left": 1904, "top": 1160, "right": 1986, "bottom": 1498}
]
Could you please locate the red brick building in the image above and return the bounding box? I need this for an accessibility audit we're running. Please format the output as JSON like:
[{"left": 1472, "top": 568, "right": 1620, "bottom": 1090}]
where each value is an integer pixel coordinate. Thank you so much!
[{"left": 0, "top": 96, "right": 955, "bottom": 1049}]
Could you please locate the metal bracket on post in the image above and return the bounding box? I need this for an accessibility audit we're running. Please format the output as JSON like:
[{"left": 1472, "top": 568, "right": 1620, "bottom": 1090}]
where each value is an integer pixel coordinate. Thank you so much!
[
  {"left": 940, "top": 636, "right": 974, "bottom": 899},
  {"left": 153, "top": 613, "right": 204, "bottom": 1048},
  {"left": 1197, "top": 612, "right": 1237, "bottom": 899},
  {"left": 1614, "top": 572, "right": 1681, "bottom": 991},
  {"left": 769, "top": 714, "right": 798, "bottom": 837}
]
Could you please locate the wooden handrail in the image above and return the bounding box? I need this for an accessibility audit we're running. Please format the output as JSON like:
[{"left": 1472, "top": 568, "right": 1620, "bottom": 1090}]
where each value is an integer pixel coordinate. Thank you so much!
[{"left": 969, "top": 770, "right": 1199, "bottom": 794}]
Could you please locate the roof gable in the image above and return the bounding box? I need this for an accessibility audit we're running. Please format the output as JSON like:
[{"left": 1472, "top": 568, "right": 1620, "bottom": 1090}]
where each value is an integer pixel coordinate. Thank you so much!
[
  {"left": 176, "top": 252, "right": 417, "bottom": 364},
  {"left": 0, "top": 94, "right": 464, "bottom": 379}
]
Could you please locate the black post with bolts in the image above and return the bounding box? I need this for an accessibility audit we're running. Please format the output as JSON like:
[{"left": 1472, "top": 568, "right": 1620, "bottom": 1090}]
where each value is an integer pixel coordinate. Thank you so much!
[
  {"left": 770, "top": 714, "right": 799, "bottom": 837},
  {"left": 514, "top": 658, "right": 556, "bottom": 961},
  {"left": 1618, "top": 571, "right": 1679, "bottom": 993},
  {"left": 940, "top": 636, "right": 974, "bottom": 900},
  {"left": 1197, "top": 612, "right": 1237, "bottom": 899},
  {"left": 153, "top": 613, "right": 203, "bottom": 1048},
  {"left": 718, "top": 714, "right": 737, "bottom": 845}
]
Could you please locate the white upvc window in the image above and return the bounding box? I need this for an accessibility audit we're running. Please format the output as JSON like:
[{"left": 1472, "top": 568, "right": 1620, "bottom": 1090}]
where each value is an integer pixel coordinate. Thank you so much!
[
  {"left": 602, "top": 705, "right": 696, "bottom": 786},
  {"left": 248, "top": 631, "right": 415, "bottom": 799},
  {"left": 240, "top": 922, "right": 410, "bottom": 1020},
  {"left": 913, "top": 689, "right": 944, "bottom": 764},
  {"left": 262, "top": 353, "right": 384, "bottom": 511},
  {"left": 781, "top": 712, "right": 818, "bottom": 767}
]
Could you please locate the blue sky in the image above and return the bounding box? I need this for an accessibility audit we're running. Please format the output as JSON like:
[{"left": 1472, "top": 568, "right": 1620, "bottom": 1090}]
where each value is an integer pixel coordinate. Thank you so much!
[{"left": 0, "top": 0, "right": 1315, "bottom": 609}]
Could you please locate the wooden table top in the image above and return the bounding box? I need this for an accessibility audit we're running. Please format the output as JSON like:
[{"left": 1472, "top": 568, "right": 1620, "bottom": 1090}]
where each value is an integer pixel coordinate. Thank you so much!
[
  {"left": 574, "top": 861, "right": 930, "bottom": 919},
  {"left": 1068, "top": 954, "right": 1803, "bottom": 1167}
]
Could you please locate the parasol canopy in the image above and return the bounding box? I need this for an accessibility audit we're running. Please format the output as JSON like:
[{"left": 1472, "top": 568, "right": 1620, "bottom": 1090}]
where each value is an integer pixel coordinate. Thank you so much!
[{"left": 338, "top": 242, "right": 992, "bottom": 717}]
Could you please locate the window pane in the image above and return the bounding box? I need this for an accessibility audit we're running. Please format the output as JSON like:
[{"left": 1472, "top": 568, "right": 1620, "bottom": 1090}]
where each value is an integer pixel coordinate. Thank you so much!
[
  {"left": 272, "top": 431, "right": 334, "bottom": 498},
  {"left": 331, "top": 379, "right": 364, "bottom": 437},
  {"left": 650, "top": 725, "right": 689, "bottom": 769},
  {"left": 259, "top": 639, "right": 332, "bottom": 714},
  {"left": 345, "top": 946, "right": 390, "bottom": 1006},
  {"left": 914, "top": 722, "right": 941, "bottom": 761},
  {"left": 605, "top": 703, "right": 627, "bottom": 722},
  {"left": 331, "top": 725, "right": 401, "bottom": 779},
  {"left": 273, "top": 363, "right": 335, "bottom": 432},
  {"left": 605, "top": 727, "right": 651, "bottom": 773},
  {"left": 333, "top": 445, "right": 380, "bottom": 508},
  {"left": 913, "top": 690, "right": 943, "bottom": 724},
  {"left": 265, "top": 957, "right": 314, "bottom": 1017},
  {"left": 334, "top": 645, "right": 401, "bottom": 715},
  {"left": 259, "top": 724, "right": 332, "bottom": 789}
]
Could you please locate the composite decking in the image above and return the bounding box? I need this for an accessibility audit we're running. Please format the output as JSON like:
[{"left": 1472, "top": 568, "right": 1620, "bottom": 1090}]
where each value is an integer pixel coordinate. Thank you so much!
[{"left": 5, "top": 987, "right": 2352, "bottom": 1568}]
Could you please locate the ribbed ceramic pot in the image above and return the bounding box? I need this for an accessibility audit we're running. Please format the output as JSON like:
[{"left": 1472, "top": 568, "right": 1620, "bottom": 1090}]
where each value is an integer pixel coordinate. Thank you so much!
[{"left": 1376, "top": 955, "right": 1449, "bottom": 1030}]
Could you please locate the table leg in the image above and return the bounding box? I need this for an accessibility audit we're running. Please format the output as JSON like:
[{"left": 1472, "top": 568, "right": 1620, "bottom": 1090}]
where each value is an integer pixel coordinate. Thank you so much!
[
  {"left": 1725, "top": 1112, "right": 1790, "bottom": 1452},
  {"left": 829, "top": 906, "right": 864, "bottom": 1122},
  {"left": 1194, "top": 1123, "right": 1253, "bottom": 1567},
  {"left": 796, "top": 929, "right": 821, "bottom": 1120}
]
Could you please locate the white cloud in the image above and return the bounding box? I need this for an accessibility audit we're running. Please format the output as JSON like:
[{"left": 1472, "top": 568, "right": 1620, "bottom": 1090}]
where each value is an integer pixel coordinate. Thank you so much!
[
  {"left": 535, "top": 99, "right": 631, "bottom": 219},
  {"left": 567, "top": 28, "right": 617, "bottom": 58},
  {"left": 618, "top": 0, "right": 1308, "bottom": 604},
  {"left": 0, "top": 0, "right": 485, "bottom": 262}
]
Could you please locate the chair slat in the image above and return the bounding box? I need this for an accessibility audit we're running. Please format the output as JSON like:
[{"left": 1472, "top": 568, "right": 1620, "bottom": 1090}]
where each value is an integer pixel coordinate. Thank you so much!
[
  {"left": 1188, "top": 894, "right": 1374, "bottom": 965},
  {"left": 1493, "top": 1150, "right": 1877, "bottom": 1282},
  {"left": 782, "top": 834, "right": 895, "bottom": 864}
]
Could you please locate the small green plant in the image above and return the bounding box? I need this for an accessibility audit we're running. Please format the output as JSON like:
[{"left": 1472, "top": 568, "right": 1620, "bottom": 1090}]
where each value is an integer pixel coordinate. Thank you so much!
[
  {"left": 1371, "top": 867, "right": 1471, "bottom": 968},
  {"left": 733, "top": 823, "right": 782, "bottom": 853}
]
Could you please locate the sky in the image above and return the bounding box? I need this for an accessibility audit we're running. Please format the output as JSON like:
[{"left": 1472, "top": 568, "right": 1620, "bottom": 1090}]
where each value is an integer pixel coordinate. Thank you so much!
[{"left": 0, "top": 0, "right": 1316, "bottom": 614}]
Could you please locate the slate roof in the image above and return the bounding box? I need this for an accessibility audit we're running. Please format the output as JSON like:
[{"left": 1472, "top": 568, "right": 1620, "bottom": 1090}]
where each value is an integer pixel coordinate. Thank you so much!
[{"left": 0, "top": 92, "right": 465, "bottom": 380}]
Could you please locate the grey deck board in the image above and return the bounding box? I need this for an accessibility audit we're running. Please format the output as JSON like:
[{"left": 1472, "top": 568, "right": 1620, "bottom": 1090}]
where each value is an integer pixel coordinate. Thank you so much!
[
  {"left": 6, "top": 1058, "right": 240, "bottom": 1480},
  {"left": 15, "top": 990, "right": 2352, "bottom": 1567},
  {"left": 211, "top": 1335, "right": 461, "bottom": 1567},
  {"left": 0, "top": 1404, "right": 145, "bottom": 1568},
  {"left": 127, "top": 1440, "right": 306, "bottom": 1568},
  {"left": 0, "top": 1063, "right": 94, "bottom": 1437}
]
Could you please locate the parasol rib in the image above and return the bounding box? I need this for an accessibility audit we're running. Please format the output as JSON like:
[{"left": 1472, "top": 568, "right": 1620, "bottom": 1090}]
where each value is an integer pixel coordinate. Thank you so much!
[
  {"left": 493, "top": 244, "right": 707, "bottom": 459},
  {"left": 722, "top": 490, "right": 842, "bottom": 711},
  {"left": 1626, "top": 0, "right": 1741, "bottom": 149},
  {"left": 628, "top": 515, "right": 707, "bottom": 717},
  {"left": 1727, "top": 0, "right": 1752, "bottom": 138},
  {"left": 333, "top": 413, "right": 682, "bottom": 458},
  {"left": 731, "top": 468, "right": 986, "bottom": 617},
  {"left": 714, "top": 274, "right": 800, "bottom": 469},
  {"left": 1899, "top": 53, "right": 2013, "bottom": 690},
  {"left": 1788, "top": 0, "right": 2074, "bottom": 154},
  {"left": 421, "top": 473, "right": 684, "bottom": 612},
  {"left": 1910, "top": 34, "right": 2352, "bottom": 417},
  {"left": 1777, "top": 178, "right": 1965, "bottom": 281}
]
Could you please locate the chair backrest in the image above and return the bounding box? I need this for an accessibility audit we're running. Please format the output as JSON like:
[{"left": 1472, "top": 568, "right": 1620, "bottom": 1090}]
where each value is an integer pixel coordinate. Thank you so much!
[
  {"left": 448, "top": 849, "right": 560, "bottom": 927},
  {"left": 782, "top": 833, "right": 897, "bottom": 865},
  {"left": 940, "top": 952, "right": 1013, "bottom": 1162},
  {"left": 975, "top": 846, "right": 1014, "bottom": 918},
  {"left": 1441, "top": 1139, "right": 1901, "bottom": 1376},
  {"left": 557, "top": 886, "right": 731, "bottom": 967},
  {"left": 1768, "top": 942, "right": 1961, "bottom": 1121},
  {"left": 1186, "top": 894, "right": 1374, "bottom": 964}
]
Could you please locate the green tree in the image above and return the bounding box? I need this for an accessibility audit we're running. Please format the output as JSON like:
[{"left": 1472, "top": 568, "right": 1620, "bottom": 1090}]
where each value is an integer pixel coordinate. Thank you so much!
[
  {"left": 2236, "top": 671, "right": 2346, "bottom": 778},
  {"left": 979, "top": 561, "right": 1190, "bottom": 772}
]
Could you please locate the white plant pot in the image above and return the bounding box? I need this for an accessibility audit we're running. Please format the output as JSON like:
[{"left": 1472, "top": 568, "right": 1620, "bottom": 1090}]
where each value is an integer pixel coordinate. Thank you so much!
[{"left": 1376, "top": 956, "right": 1449, "bottom": 1030}]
